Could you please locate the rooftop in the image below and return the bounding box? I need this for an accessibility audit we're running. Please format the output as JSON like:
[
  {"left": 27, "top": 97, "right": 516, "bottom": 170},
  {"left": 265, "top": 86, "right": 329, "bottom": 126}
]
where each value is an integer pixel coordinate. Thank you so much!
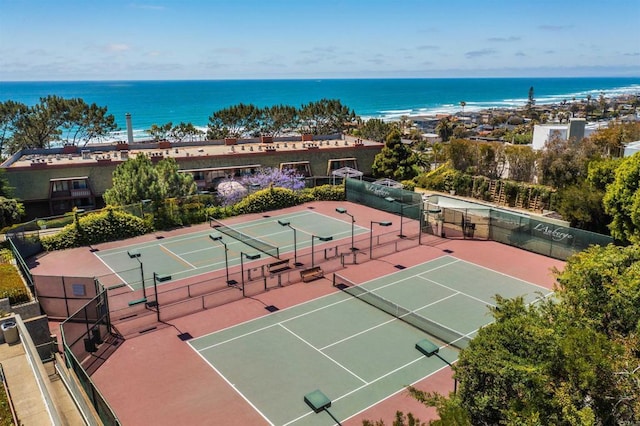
[{"left": 2, "top": 136, "right": 380, "bottom": 170}]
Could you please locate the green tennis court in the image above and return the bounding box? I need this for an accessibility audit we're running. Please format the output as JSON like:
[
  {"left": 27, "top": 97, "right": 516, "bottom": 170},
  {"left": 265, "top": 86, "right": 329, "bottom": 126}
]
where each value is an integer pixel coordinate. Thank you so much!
[
  {"left": 93, "top": 210, "right": 370, "bottom": 290},
  {"left": 189, "top": 255, "right": 552, "bottom": 426}
]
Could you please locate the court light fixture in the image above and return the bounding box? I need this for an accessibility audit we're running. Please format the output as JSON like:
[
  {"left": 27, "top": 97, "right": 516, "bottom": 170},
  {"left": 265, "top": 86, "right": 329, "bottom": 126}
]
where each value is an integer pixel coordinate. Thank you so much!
[
  {"left": 311, "top": 235, "right": 333, "bottom": 267},
  {"left": 240, "top": 251, "right": 261, "bottom": 297},
  {"left": 210, "top": 233, "right": 235, "bottom": 286},
  {"left": 277, "top": 219, "right": 302, "bottom": 266},
  {"left": 336, "top": 207, "right": 357, "bottom": 251},
  {"left": 385, "top": 197, "right": 407, "bottom": 238},
  {"left": 369, "top": 220, "right": 392, "bottom": 259},
  {"left": 415, "top": 338, "right": 457, "bottom": 394},
  {"left": 303, "top": 389, "right": 342, "bottom": 425},
  {"left": 127, "top": 250, "right": 146, "bottom": 299}
]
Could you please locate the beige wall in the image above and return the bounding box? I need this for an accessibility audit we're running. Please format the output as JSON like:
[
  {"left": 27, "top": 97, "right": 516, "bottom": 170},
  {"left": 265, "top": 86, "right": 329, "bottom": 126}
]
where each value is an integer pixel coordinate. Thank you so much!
[{"left": 5, "top": 146, "right": 381, "bottom": 203}]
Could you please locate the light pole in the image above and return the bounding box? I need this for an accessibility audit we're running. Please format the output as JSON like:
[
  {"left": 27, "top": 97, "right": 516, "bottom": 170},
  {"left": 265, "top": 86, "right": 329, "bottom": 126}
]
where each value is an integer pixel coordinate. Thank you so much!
[
  {"left": 311, "top": 235, "right": 333, "bottom": 267},
  {"left": 127, "top": 250, "right": 146, "bottom": 299},
  {"left": 210, "top": 234, "right": 235, "bottom": 286},
  {"left": 277, "top": 220, "right": 303, "bottom": 266},
  {"left": 336, "top": 207, "right": 357, "bottom": 251},
  {"left": 240, "top": 252, "right": 261, "bottom": 297},
  {"left": 385, "top": 197, "right": 406, "bottom": 238},
  {"left": 415, "top": 339, "right": 457, "bottom": 394},
  {"left": 369, "top": 220, "right": 392, "bottom": 259}
]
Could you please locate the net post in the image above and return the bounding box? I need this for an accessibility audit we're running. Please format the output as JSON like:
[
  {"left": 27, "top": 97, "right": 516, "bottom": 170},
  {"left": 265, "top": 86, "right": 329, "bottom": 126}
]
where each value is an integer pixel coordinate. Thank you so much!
[{"left": 332, "top": 273, "right": 336, "bottom": 287}]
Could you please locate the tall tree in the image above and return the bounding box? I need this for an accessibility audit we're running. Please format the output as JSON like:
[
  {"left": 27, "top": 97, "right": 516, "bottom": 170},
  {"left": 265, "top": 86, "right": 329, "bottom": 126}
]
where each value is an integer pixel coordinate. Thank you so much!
[
  {"left": 62, "top": 98, "right": 117, "bottom": 146},
  {"left": 504, "top": 145, "right": 537, "bottom": 182},
  {"left": 147, "top": 122, "right": 173, "bottom": 141},
  {"left": 538, "top": 135, "right": 600, "bottom": 189},
  {"left": 206, "top": 103, "right": 261, "bottom": 139},
  {"left": 435, "top": 117, "right": 454, "bottom": 142},
  {"left": 168, "top": 122, "right": 203, "bottom": 142},
  {"left": 371, "top": 129, "right": 418, "bottom": 181},
  {"left": 603, "top": 152, "right": 640, "bottom": 243},
  {"left": 256, "top": 105, "right": 298, "bottom": 137},
  {"left": 447, "top": 138, "right": 476, "bottom": 173},
  {"left": 298, "top": 99, "right": 356, "bottom": 135},
  {"left": 9, "top": 95, "right": 68, "bottom": 151},
  {"left": 103, "top": 154, "right": 196, "bottom": 206},
  {"left": 0, "top": 100, "right": 28, "bottom": 158},
  {"left": 4, "top": 96, "right": 116, "bottom": 154},
  {"left": 357, "top": 118, "right": 393, "bottom": 142},
  {"left": 527, "top": 86, "right": 535, "bottom": 110}
]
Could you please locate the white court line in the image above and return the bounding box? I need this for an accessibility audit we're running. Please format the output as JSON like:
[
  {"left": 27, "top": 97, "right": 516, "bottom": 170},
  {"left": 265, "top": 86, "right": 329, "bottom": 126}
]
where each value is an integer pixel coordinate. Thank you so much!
[
  {"left": 319, "top": 291, "right": 460, "bottom": 351},
  {"left": 97, "top": 228, "right": 215, "bottom": 257},
  {"left": 198, "top": 296, "right": 355, "bottom": 351},
  {"left": 417, "top": 275, "right": 497, "bottom": 307},
  {"left": 195, "top": 256, "right": 462, "bottom": 345},
  {"left": 279, "top": 323, "right": 368, "bottom": 384},
  {"left": 454, "top": 257, "right": 555, "bottom": 293},
  {"left": 188, "top": 342, "right": 275, "bottom": 426},
  {"left": 158, "top": 243, "right": 196, "bottom": 269},
  {"left": 93, "top": 252, "right": 134, "bottom": 291}
]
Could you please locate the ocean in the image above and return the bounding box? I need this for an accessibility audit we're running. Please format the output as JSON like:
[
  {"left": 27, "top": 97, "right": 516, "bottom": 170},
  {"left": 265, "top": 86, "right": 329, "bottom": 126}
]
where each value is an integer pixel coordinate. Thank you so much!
[{"left": 1, "top": 77, "right": 638, "bottom": 141}]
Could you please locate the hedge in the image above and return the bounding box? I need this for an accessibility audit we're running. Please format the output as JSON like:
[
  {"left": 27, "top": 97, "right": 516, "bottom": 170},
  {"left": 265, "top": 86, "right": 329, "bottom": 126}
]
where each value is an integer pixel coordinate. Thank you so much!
[
  {"left": 41, "top": 208, "right": 152, "bottom": 251},
  {"left": 0, "top": 264, "right": 30, "bottom": 305}
]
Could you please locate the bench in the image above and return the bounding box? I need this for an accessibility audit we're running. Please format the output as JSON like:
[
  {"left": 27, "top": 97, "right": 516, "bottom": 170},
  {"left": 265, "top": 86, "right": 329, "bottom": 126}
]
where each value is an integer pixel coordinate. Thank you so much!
[
  {"left": 300, "top": 266, "right": 324, "bottom": 282},
  {"left": 268, "top": 259, "right": 291, "bottom": 275}
]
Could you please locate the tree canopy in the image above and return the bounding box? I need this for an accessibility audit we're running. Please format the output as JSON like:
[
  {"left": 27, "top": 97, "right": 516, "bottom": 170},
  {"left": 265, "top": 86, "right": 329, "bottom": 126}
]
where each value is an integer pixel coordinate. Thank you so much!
[
  {"left": 374, "top": 244, "right": 640, "bottom": 426},
  {"left": 603, "top": 152, "right": 640, "bottom": 243},
  {"left": 0, "top": 96, "right": 116, "bottom": 156},
  {"left": 103, "top": 154, "right": 196, "bottom": 206},
  {"left": 371, "top": 129, "right": 419, "bottom": 181},
  {"left": 205, "top": 99, "right": 356, "bottom": 139}
]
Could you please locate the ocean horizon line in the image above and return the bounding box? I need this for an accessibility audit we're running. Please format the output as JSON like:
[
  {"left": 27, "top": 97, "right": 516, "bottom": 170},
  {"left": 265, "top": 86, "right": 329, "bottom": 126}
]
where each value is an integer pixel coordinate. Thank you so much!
[{"left": 3, "top": 75, "right": 640, "bottom": 84}]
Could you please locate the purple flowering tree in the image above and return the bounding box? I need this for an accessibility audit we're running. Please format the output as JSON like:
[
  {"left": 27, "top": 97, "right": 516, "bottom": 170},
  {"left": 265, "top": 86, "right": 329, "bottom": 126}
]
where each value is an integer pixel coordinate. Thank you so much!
[{"left": 217, "top": 167, "right": 305, "bottom": 206}]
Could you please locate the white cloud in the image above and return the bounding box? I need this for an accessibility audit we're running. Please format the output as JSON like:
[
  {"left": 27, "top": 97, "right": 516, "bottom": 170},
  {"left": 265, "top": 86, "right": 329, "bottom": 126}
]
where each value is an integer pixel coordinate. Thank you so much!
[{"left": 105, "top": 44, "right": 131, "bottom": 53}]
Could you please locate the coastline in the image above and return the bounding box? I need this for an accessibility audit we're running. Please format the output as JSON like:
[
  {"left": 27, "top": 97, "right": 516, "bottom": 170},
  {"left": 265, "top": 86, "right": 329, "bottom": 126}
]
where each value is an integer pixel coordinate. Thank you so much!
[{"left": 1, "top": 78, "right": 638, "bottom": 143}]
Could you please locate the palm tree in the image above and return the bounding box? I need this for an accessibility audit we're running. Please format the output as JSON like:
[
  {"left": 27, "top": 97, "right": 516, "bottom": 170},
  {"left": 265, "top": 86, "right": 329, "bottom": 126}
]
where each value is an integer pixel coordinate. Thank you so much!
[
  {"left": 460, "top": 101, "right": 466, "bottom": 114},
  {"left": 436, "top": 117, "right": 454, "bottom": 142}
]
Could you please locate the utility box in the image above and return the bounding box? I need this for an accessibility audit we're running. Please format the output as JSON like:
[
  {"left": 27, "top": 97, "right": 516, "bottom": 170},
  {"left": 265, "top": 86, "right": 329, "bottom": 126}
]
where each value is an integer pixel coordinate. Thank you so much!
[{"left": 1, "top": 320, "right": 18, "bottom": 344}]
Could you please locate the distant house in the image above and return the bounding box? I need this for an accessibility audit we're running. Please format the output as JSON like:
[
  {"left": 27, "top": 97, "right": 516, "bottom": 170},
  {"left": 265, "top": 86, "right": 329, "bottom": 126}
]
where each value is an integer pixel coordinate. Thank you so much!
[{"left": 531, "top": 118, "right": 605, "bottom": 150}]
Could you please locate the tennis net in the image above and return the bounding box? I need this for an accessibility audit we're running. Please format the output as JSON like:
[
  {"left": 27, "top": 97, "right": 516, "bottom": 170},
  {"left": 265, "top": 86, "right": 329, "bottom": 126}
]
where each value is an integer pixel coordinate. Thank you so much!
[
  {"left": 209, "top": 217, "right": 280, "bottom": 259},
  {"left": 333, "top": 273, "right": 471, "bottom": 350}
]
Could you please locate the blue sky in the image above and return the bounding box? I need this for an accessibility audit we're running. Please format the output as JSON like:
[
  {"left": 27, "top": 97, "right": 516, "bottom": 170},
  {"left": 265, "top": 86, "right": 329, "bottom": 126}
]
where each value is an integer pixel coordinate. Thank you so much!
[{"left": 1, "top": 0, "right": 639, "bottom": 81}]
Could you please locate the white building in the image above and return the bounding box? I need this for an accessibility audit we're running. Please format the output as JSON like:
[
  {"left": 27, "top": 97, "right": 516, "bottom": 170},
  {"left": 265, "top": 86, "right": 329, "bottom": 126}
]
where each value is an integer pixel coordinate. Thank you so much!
[{"left": 531, "top": 118, "right": 605, "bottom": 150}]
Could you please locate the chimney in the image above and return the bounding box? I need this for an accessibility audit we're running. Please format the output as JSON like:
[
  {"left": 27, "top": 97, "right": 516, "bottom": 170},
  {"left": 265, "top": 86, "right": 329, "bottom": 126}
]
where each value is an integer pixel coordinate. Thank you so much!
[{"left": 125, "top": 113, "right": 134, "bottom": 144}]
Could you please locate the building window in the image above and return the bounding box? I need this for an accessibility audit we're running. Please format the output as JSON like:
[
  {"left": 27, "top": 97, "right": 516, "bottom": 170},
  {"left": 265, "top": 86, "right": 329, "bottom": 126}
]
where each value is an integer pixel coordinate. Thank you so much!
[
  {"left": 72, "top": 180, "right": 88, "bottom": 189},
  {"left": 52, "top": 181, "right": 69, "bottom": 192}
]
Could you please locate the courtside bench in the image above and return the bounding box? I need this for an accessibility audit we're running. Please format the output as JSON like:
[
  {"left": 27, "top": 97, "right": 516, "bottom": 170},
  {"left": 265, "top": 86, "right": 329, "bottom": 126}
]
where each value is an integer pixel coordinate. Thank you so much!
[
  {"left": 267, "top": 259, "right": 291, "bottom": 275},
  {"left": 300, "top": 266, "right": 324, "bottom": 282}
]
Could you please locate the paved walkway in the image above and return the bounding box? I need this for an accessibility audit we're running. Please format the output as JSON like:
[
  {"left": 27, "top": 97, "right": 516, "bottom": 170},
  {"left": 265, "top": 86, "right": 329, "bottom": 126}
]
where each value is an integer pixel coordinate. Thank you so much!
[{"left": 0, "top": 341, "right": 85, "bottom": 425}]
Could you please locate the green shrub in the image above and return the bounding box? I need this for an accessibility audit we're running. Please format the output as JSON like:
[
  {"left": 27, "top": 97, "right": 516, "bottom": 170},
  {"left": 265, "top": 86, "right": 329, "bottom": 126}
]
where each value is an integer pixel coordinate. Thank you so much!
[
  {"left": 39, "top": 214, "right": 75, "bottom": 229},
  {"left": 233, "top": 187, "right": 303, "bottom": 215},
  {"left": 401, "top": 180, "right": 416, "bottom": 191},
  {"left": 205, "top": 205, "right": 235, "bottom": 220},
  {"left": 301, "top": 184, "right": 345, "bottom": 201},
  {"left": 41, "top": 208, "right": 152, "bottom": 250},
  {"left": 0, "top": 264, "right": 30, "bottom": 304},
  {"left": 0, "top": 249, "right": 13, "bottom": 264}
]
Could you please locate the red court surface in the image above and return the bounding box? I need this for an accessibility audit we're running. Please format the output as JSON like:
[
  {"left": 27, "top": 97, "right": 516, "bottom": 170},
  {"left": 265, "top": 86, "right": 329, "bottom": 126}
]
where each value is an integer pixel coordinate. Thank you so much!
[{"left": 31, "top": 201, "right": 564, "bottom": 425}]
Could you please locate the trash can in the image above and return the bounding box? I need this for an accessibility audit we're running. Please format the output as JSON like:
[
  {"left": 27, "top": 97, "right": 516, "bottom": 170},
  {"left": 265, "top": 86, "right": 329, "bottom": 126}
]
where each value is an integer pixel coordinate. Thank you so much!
[{"left": 1, "top": 320, "right": 18, "bottom": 344}]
